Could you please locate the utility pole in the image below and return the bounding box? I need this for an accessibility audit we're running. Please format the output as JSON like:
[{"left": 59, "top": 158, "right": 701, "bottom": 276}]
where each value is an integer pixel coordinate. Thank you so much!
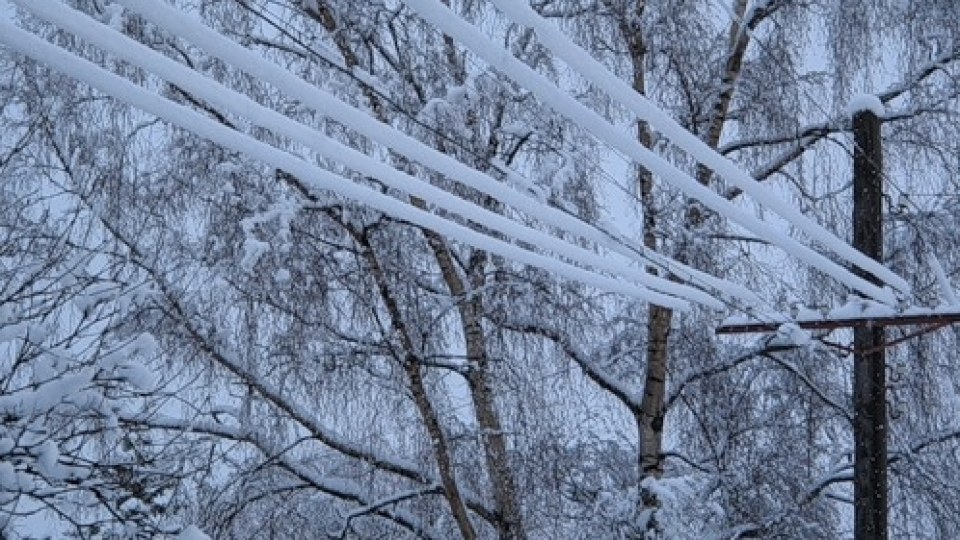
[
  {"left": 717, "top": 101, "right": 960, "bottom": 537},
  {"left": 851, "top": 104, "right": 886, "bottom": 540}
]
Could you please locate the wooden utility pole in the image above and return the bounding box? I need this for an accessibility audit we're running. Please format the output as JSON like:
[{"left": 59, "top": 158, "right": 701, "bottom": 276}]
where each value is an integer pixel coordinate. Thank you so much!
[
  {"left": 851, "top": 106, "right": 886, "bottom": 540},
  {"left": 716, "top": 103, "right": 960, "bottom": 538}
]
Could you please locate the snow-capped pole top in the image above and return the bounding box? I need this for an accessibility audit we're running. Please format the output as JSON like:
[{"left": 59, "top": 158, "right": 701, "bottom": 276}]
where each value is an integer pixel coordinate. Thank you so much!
[{"left": 847, "top": 93, "right": 885, "bottom": 117}]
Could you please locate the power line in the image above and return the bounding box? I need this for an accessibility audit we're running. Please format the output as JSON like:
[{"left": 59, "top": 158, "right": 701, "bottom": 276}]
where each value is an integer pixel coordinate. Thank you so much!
[
  {"left": 240, "top": 0, "right": 645, "bottom": 220},
  {"left": 721, "top": 0, "right": 959, "bottom": 304},
  {"left": 4, "top": 14, "right": 703, "bottom": 308},
  {"left": 240, "top": 0, "right": 806, "bottom": 324},
  {"left": 195, "top": 0, "right": 761, "bottom": 307},
  {"left": 13, "top": 0, "right": 804, "bottom": 331},
  {"left": 22, "top": 0, "right": 757, "bottom": 308}
]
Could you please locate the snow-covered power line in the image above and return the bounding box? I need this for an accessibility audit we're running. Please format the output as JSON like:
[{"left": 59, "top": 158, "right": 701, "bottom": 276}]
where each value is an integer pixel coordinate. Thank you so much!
[
  {"left": 11, "top": 0, "right": 724, "bottom": 309},
  {"left": 0, "top": 20, "right": 692, "bottom": 309},
  {"left": 487, "top": 0, "right": 911, "bottom": 298},
  {"left": 398, "top": 0, "right": 904, "bottom": 305},
  {"left": 110, "top": 0, "right": 760, "bottom": 307},
  {"left": 231, "top": 1, "right": 763, "bottom": 307}
]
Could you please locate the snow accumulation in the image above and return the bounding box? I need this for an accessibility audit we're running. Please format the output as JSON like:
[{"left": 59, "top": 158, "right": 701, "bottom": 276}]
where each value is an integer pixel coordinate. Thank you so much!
[
  {"left": 795, "top": 305, "right": 824, "bottom": 322},
  {"left": 719, "top": 300, "right": 960, "bottom": 333},
  {"left": 0, "top": 369, "right": 95, "bottom": 418},
  {"left": 35, "top": 440, "right": 68, "bottom": 481},
  {"left": 99, "top": 0, "right": 755, "bottom": 307},
  {"left": 827, "top": 296, "right": 898, "bottom": 320},
  {"left": 176, "top": 525, "right": 212, "bottom": 540},
  {"left": 903, "top": 305, "right": 934, "bottom": 316},
  {"left": 102, "top": 3, "right": 124, "bottom": 31},
  {"left": 719, "top": 311, "right": 789, "bottom": 328},
  {"left": 846, "top": 93, "right": 885, "bottom": 117},
  {"left": 0, "top": 18, "right": 694, "bottom": 310},
  {"left": 770, "top": 323, "right": 812, "bottom": 347},
  {"left": 927, "top": 251, "right": 960, "bottom": 305},
  {"left": 240, "top": 237, "right": 270, "bottom": 273},
  {"left": 116, "top": 361, "right": 157, "bottom": 392},
  {"left": 410, "top": 0, "right": 909, "bottom": 303},
  {"left": 273, "top": 268, "right": 292, "bottom": 283},
  {"left": 9, "top": 0, "right": 915, "bottom": 311}
]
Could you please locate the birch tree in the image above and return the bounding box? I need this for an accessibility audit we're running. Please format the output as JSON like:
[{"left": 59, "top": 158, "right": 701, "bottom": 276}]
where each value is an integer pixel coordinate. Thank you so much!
[{"left": 4, "top": 0, "right": 960, "bottom": 538}]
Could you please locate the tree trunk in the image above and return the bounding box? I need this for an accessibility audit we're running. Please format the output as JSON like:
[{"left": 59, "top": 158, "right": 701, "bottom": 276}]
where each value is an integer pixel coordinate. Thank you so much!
[
  {"left": 624, "top": 2, "right": 752, "bottom": 535},
  {"left": 622, "top": 6, "right": 672, "bottom": 536},
  {"left": 305, "top": 5, "right": 490, "bottom": 536},
  {"left": 423, "top": 229, "right": 526, "bottom": 540},
  {"left": 463, "top": 255, "right": 526, "bottom": 540},
  {"left": 354, "top": 229, "right": 478, "bottom": 540}
]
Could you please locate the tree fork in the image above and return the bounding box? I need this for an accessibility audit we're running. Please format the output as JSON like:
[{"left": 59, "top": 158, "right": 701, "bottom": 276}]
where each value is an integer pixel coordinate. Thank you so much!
[
  {"left": 851, "top": 106, "right": 887, "bottom": 540},
  {"left": 353, "top": 228, "right": 478, "bottom": 540}
]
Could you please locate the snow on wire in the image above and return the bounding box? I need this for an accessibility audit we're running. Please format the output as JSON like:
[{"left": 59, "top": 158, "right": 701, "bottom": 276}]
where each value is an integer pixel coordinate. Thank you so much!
[
  {"left": 399, "top": 0, "right": 909, "bottom": 305},
  {"left": 11, "top": 0, "right": 724, "bottom": 309},
  {"left": 109, "top": 0, "right": 759, "bottom": 307},
  {"left": 0, "top": 15, "right": 695, "bottom": 308},
  {"left": 3, "top": 0, "right": 773, "bottom": 310},
  {"left": 6, "top": 0, "right": 885, "bottom": 311}
]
